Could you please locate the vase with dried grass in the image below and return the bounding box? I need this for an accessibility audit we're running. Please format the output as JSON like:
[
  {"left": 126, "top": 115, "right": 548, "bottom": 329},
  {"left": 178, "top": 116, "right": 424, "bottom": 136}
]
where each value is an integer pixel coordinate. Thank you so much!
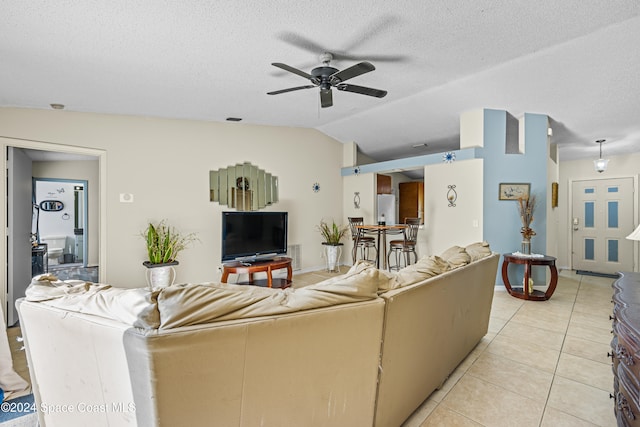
[{"left": 517, "top": 194, "right": 537, "bottom": 254}]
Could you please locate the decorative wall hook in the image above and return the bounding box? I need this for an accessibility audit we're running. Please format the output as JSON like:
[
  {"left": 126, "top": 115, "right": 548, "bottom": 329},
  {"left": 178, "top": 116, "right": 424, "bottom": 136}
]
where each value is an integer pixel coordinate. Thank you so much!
[
  {"left": 447, "top": 185, "right": 457, "bottom": 207},
  {"left": 354, "top": 192, "right": 361, "bottom": 209}
]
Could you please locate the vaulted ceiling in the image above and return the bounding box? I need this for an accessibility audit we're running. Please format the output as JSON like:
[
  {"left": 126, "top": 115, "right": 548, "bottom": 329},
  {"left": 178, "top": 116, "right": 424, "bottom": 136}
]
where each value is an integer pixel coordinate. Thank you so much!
[{"left": 2, "top": 1, "right": 639, "bottom": 164}]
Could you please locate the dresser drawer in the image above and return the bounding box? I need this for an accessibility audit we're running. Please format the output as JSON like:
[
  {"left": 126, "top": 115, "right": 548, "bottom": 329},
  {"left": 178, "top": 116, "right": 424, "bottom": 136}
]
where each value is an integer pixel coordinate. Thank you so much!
[
  {"left": 617, "top": 362, "right": 640, "bottom": 426},
  {"left": 616, "top": 321, "right": 640, "bottom": 380}
]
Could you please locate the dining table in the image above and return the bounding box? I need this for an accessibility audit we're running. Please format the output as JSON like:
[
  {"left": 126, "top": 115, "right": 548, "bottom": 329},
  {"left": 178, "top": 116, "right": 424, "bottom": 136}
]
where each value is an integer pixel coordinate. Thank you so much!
[{"left": 355, "top": 224, "right": 408, "bottom": 269}]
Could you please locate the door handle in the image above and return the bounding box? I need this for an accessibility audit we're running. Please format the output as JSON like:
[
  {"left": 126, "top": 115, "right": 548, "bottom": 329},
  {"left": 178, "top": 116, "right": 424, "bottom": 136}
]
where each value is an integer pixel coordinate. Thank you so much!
[{"left": 573, "top": 217, "right": 579, "bottom": 231}]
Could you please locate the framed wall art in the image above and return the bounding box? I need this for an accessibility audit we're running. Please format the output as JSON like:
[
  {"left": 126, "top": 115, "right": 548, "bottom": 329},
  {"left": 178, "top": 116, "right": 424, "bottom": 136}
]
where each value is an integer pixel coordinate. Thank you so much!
[
  {"left": 551, "top": 182, "right": 558, "bottom": 208},
  {"left": 498, "top": 183, "right": 530, "bottom": 201}
]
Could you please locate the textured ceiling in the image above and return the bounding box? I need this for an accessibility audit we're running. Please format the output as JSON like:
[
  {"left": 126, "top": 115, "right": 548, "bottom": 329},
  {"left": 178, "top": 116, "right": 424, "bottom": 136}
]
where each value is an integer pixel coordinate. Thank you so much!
[{"left": 2, "top": 1, "right": 640, "bottom": 167}]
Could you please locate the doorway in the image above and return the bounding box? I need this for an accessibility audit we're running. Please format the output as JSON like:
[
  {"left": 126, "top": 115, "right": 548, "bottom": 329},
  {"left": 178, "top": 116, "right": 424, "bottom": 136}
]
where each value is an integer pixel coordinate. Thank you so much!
[
  {"left": 571, "top": 177, "right": 635, "bottom": 275},
  {"left": 3, "top": 139, "right": 106, "bottom": 326},
  {"left": 33, "top": 178, "right": 89, "bottom": 271}
]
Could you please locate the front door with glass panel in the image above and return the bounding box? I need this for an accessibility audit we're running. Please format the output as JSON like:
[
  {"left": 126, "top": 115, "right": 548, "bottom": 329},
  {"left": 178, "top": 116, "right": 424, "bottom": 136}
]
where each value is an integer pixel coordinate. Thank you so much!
[{"left": 572, "top": 178, "right": 634, "bottom": 274}]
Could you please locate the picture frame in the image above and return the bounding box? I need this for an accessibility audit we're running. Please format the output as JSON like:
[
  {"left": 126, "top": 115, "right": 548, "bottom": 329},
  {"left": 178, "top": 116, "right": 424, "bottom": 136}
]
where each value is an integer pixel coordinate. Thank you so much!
[{"left": 498, "top": 183, "right": 530, "bottom": 201}]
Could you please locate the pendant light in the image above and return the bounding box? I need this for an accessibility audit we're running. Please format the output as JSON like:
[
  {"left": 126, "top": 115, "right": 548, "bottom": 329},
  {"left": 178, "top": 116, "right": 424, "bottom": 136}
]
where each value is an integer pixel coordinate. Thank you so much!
[{"left": 594, "top": 139, "right": 609, "bottom": 173}]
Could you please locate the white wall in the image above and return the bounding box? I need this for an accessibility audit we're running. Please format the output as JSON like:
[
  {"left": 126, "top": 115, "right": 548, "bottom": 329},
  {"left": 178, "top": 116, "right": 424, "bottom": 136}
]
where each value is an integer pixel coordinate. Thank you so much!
[
  {"left": 32, "top": 160, "right": 100, "bottom": 265},
  {"left": 34, "top": 180, "right": 78, "bottom": 255},
  {"left": 558, "top": 152, "right": 640, "bottom": 271},
  {"left": 1, "top": 108, "right": 344, "bottom": 288},
  {"left": 546, "top": 143, "right": 560, "bottom": 258},
  {"left": 424, "top": 159, "right": 484, "bottom": 255},
  {"left": 342, "top": 172, "right": 376, "bottom": 265}
]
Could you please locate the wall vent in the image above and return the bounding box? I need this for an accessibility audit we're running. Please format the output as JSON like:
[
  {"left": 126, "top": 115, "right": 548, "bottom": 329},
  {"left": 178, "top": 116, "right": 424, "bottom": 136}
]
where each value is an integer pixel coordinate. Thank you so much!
[{"left": 287, "top": 244, "right": 301, "bottom": 270}]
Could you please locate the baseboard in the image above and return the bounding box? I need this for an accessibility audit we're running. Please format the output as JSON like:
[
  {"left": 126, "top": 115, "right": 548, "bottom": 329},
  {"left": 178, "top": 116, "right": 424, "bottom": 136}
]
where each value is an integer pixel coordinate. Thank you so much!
[{"left": 576, "top": 270, "right": 620, "bottom": 279}]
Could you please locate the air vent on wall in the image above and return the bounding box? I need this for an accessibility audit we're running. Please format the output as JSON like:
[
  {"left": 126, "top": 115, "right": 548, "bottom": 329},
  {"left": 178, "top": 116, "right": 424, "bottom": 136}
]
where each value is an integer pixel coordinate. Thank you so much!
[{"left": 287, "top": 244, "right": 301, "bottom": 271}]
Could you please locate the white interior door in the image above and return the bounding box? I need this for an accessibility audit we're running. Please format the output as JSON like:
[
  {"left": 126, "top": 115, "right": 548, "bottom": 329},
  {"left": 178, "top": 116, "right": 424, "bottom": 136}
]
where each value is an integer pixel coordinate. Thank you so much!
[
  {"left": 7, "top": 147, "right": 33, "bottom": 325},
  {"left": 572, "top": 177, "right": 634, "bottom": 274}
]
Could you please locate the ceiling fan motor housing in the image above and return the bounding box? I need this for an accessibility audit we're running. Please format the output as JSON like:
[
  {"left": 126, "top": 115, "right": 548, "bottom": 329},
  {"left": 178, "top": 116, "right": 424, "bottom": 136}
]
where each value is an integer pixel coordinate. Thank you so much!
[
  {"left": 311, "top": 66, "right": 338, "bottom": 78},
  {"left": 311, "top": 66, "right": 339, "bottom": 88}
]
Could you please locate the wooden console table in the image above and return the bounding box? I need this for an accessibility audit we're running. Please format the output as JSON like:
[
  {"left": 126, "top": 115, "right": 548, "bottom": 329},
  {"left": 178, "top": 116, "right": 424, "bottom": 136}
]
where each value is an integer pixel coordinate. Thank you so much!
[
  {"left": 221, "top": 256, "right": 292, "bottom": 288},
  {"left": 501, "top": 253, "right": 558, "bottom": 301}
]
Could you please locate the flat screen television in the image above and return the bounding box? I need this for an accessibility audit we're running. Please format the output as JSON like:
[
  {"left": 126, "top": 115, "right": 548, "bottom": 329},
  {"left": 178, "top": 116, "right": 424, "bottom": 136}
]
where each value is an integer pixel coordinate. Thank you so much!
[{"left": 221, "top": 211, "right": 288, "bottom": 262}]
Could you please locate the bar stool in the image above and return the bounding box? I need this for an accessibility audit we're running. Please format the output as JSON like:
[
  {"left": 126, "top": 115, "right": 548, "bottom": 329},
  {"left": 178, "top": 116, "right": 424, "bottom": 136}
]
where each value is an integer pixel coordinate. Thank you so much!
[
  {"left": 387, "top": 218, "right": 421, "bottom": 271},
  {"left": 348, "top": 217, "right": 378, "bottom": 263}
]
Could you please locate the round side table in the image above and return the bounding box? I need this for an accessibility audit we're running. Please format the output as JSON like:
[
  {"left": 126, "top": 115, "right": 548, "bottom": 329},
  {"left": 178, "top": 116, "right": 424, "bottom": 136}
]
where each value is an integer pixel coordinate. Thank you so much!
[{"left": 501, "top": 253, "right": 558, "bottom": 301}]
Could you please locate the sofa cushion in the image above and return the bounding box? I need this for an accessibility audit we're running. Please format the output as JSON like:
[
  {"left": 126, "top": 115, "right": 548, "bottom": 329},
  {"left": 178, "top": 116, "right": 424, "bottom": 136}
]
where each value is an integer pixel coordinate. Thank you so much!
[
  {"left": 381, "top": 255, "right": 450, "bottom": 291},
  {"left": 303, "top": 259, "right": 387, "bottom": 296},
  {"left": 157, "top": 260, "right": 384, "bottom": 329},
  {"left": 465, "top": 241, "right": 492, "bottom": 262},
  {"left": 25, "top": 274, "right": 160, "bottom": 329},
  {"left": 440, "top": 245, "right": 471, "bottom": 268}
]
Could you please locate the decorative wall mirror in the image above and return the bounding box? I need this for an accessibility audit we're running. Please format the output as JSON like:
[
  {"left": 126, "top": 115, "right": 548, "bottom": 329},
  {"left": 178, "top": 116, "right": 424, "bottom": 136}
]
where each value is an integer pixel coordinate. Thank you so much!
[
  {"left": 40, "top": 200, "right": 65, "bottom": 211},
  {"left": 209, "top": 162, "right": 279, "bottom": 211}
]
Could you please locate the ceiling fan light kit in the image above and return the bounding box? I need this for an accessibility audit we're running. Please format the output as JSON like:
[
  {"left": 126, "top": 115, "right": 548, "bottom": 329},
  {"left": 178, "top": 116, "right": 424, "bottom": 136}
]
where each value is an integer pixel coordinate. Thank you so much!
[{"left": 267, "top": 52, "right": 387, "bottom": 108}]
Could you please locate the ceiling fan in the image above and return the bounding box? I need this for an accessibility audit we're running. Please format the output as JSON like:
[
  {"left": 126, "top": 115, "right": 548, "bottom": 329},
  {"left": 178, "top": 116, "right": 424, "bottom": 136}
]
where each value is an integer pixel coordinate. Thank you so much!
[{"left": 267, "top": 53, "right": 387, "bottom": 108}]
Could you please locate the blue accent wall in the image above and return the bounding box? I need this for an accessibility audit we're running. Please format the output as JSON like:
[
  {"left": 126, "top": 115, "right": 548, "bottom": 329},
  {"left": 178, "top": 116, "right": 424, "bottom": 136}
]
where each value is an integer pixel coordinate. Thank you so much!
[
  {"left": 341, "top": 108, "right": 551, "bottom": 287},
  {"left": 481, "top": 110, "right": 549, "bottom": 285}
]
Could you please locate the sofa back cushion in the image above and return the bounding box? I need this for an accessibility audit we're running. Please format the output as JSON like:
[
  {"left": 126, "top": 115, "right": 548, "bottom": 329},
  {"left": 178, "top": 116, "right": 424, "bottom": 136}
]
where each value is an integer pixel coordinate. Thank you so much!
[
  {"left": 157, "top": 260, "right": 385, "bottom": 329},
  {"left": 378, "top": 255, "right": 450, "bottom": 291},
  {"left": 465, "top": 241, "right": 492, "bottom": 262},
  {"left": 378, "top": 241, "right": 494, "bottom": 292},
  {"left": 440, "top": 245, "right": 471, "bottom": 268},
  {"left": 25, "top": 274, "right": 160, "bottom": 329}
]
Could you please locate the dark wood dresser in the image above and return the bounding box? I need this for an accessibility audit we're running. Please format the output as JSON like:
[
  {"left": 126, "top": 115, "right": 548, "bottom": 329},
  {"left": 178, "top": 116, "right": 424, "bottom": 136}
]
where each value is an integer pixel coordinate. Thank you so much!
[{"left": 612, "top": 272, "right": 640, "bottom": 426}]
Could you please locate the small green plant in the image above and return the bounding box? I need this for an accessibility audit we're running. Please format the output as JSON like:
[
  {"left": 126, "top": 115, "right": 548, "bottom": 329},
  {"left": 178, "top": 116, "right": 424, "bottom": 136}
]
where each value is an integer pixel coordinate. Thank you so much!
[
  {"left": 317, "top": 219, "right": 349, "bottom": 245},
  {"left": 142, "top": 220, "right": 198, "bottom": 264}
]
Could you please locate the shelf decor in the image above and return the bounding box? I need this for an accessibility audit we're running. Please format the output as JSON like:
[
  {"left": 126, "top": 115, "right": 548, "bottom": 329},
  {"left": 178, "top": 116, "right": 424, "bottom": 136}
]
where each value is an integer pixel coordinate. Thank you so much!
[{"left": 517, "top": 194, "right": 537, "bottom": 254}]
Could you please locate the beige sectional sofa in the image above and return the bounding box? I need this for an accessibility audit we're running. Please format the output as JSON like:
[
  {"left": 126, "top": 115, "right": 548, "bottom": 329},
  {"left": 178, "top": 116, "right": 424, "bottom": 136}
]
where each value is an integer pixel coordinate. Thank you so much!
[{"left": 17, "top": 242, "right": 499, "bottom": 427}]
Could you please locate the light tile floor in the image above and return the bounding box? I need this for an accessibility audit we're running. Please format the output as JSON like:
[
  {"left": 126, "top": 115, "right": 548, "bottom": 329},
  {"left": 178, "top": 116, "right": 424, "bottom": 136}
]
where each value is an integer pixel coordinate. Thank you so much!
[
  {"left": 6, "top": 326, "right": 29, "bottom": 387},
  {"left": 295, "top": 267, "right": 617, "bottom": 426},
  {"left": 7, "top": 267, "right": 617, "bottom": 427},
  {"left": 400, "top": 269, "right": 617, "bottom": 427}
]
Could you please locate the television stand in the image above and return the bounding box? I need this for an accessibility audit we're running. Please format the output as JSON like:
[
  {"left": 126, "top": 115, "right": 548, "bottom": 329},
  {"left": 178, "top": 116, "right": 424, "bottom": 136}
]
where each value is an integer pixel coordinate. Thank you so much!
[{"left": 221, "top": 256, "right": 292, "bottom": 288}]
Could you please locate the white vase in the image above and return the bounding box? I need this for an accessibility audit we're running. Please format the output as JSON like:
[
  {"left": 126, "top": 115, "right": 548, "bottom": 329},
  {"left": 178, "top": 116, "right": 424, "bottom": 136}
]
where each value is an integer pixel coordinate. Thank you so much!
[
  {"left": 323, "top": 244, "right": 342, "bottom": 273},
  {"left": 143, "top": 261, "right": 178, "bottom": 289}
]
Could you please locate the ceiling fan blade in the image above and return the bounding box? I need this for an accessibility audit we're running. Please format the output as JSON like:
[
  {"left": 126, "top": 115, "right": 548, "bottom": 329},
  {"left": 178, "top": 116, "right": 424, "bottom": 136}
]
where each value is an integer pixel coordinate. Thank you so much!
[
  {"left": 271, "top": 63, "right": 313, "bottom": 80},
  {"left": 329, "top": 62, "right": 375, "bottom": 84},
  {"left": 332, "top": 53, "right": 408, "bottom": 63},
  {"left": 343, "top": 15, "right": 400, "bottom": 50},
  {"left": 336, "top": 83, "right": 387, "bottom": 98},
  {"left": 276, "top": 32, "right": 327, "bottom": 55},
  {"left": 267, "top": 85, "right": 315, "bottom": 95},
  {"left": 320, "top": 89, "right": 333, "bottom": 108}
]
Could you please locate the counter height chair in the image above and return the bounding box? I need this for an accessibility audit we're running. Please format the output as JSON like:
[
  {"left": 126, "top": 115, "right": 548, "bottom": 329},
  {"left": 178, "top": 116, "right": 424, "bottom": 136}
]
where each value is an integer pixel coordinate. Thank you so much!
[
  {"left": 387, "top": 218, "right": 421, "bottom": 271},
  {"left": 348, "top": 217, "right": 378, "bottom": 264}
]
